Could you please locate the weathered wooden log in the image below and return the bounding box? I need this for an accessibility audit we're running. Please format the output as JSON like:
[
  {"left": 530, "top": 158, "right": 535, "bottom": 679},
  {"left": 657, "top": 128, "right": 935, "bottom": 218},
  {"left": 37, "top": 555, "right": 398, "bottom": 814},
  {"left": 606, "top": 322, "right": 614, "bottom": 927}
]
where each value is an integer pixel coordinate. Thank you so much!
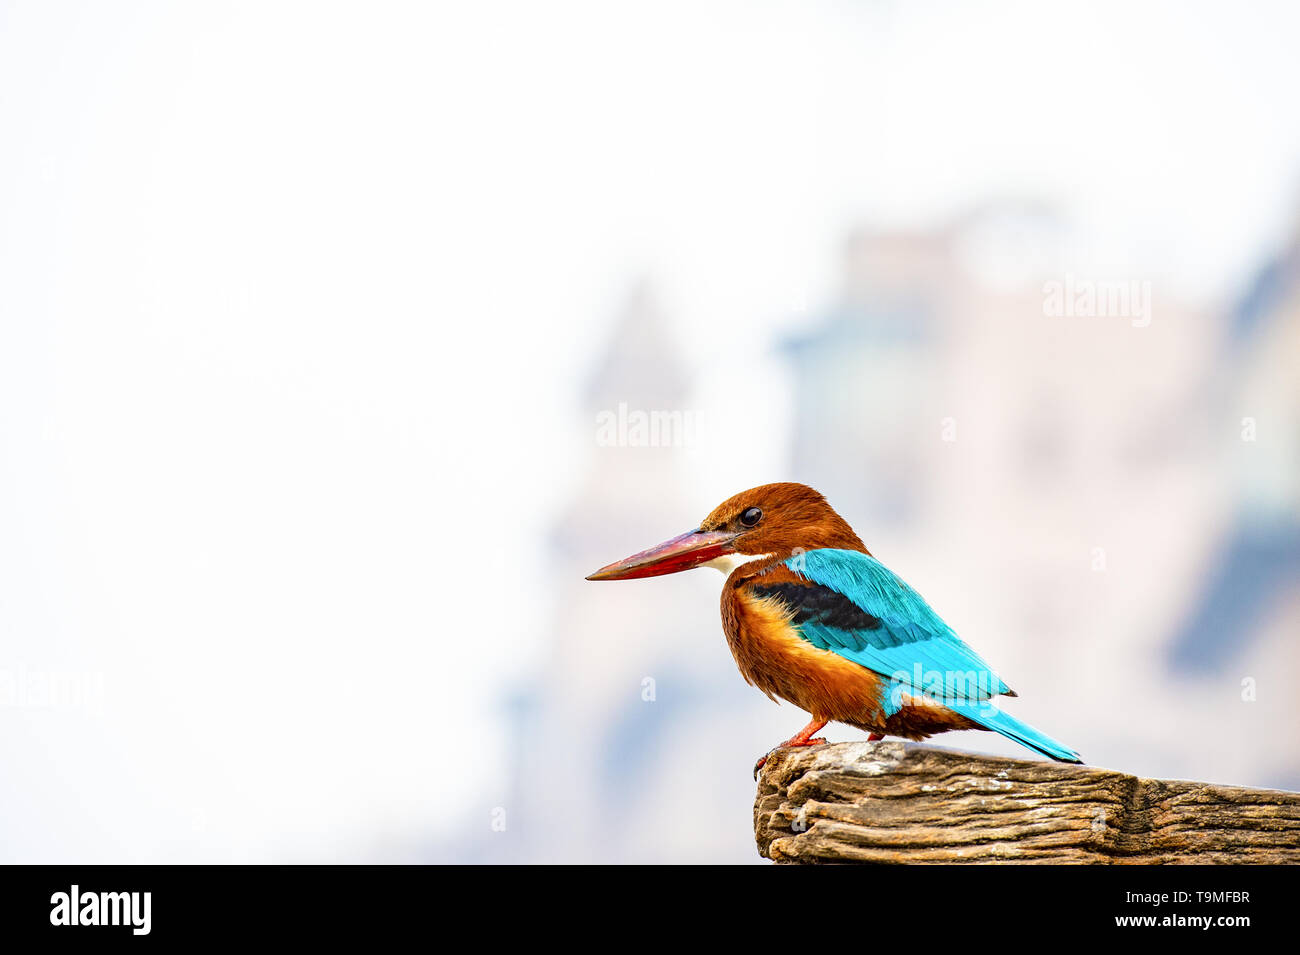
[{"left": 754, "top": 740, "right": 1300, "bottom": 864}]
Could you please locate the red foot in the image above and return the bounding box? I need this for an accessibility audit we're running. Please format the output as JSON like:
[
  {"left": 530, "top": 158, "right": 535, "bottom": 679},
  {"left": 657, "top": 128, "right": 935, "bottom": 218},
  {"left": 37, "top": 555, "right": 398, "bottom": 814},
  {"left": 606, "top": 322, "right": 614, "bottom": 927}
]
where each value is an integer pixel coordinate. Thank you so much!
[
  {"left": 867, "top": 732, "right": 884, "bottom": 742},
  {"left": 754, "top": 719, "right": 829, "bottom": 779}
]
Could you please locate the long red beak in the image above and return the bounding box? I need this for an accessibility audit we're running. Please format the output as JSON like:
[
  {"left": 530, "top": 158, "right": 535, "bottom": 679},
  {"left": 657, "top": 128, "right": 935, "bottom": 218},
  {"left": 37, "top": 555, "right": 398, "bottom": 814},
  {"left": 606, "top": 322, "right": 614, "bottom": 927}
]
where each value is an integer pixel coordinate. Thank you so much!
[{"left": 585, "top": 529, "right": 739, "bottom": 581}]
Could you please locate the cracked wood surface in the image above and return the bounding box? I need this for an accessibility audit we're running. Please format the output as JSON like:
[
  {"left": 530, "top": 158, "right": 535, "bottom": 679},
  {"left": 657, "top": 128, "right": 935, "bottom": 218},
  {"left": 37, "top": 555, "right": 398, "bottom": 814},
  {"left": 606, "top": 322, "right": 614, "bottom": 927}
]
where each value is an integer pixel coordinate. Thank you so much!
[{"left": 754, "top": 741, "right": 1300, "bottom": 864}]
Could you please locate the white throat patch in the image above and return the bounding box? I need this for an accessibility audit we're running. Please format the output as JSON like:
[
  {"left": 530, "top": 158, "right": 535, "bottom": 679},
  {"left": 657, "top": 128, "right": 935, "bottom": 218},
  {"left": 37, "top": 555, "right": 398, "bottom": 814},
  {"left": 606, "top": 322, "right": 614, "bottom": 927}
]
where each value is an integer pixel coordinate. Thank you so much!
[{"left": 702, "top": 552, "right": 775, "bottom": 575}]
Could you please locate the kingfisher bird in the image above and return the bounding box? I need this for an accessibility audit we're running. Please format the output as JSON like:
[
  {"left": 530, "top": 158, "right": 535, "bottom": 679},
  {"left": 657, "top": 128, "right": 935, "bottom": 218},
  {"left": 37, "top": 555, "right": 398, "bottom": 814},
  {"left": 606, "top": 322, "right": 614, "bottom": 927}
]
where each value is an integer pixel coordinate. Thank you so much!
[{"left": 587, "top": 482, "right": 1082, "bottom": 776}]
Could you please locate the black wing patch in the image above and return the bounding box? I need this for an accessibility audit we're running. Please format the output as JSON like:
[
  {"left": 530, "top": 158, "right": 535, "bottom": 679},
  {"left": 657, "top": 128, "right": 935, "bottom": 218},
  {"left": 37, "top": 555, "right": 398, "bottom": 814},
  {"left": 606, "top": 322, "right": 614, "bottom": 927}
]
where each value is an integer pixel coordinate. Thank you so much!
[{"left": 749, "top": 582, "right": 882, "bottom": 632}]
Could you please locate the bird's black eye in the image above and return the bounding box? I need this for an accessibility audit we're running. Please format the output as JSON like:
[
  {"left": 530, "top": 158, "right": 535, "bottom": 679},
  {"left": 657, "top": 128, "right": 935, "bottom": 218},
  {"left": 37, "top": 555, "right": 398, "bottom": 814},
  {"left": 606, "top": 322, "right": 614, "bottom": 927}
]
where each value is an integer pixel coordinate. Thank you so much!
[{"left": 740, "top": 507, "right": 762, "bottom": 527}]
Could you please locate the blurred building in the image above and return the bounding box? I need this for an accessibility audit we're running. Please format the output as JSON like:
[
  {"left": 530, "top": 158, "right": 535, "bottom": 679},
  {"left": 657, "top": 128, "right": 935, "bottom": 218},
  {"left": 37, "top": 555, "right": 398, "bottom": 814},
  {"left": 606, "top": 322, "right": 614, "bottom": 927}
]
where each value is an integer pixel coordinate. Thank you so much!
[
  {"left": 1165, "top": 216, "right": 1300, "bottom": 789},
  {"left": 484, "top": 207, "right": 1300, "bottom": 864},
  {"left": 784, "top": 205, "right": 1299, "bottom": 791},
  {"left": 478, "top": 283, "right": 761, "bottom": 863}
]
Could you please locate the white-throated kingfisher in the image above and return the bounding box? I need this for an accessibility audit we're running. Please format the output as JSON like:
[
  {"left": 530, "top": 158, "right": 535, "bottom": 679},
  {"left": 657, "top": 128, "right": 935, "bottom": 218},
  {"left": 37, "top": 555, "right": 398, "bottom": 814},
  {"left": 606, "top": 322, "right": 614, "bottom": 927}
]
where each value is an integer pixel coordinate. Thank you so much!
[{"left": 587, "top": 483, "right": 1082, "bottom": 776}]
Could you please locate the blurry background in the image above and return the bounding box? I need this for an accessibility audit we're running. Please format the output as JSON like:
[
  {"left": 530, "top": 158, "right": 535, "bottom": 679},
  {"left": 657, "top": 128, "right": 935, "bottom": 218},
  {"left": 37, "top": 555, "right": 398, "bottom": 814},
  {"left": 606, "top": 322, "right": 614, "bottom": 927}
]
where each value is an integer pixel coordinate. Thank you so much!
[{"left": 1, "top": 1, "right": 1297, "bottom": 863}]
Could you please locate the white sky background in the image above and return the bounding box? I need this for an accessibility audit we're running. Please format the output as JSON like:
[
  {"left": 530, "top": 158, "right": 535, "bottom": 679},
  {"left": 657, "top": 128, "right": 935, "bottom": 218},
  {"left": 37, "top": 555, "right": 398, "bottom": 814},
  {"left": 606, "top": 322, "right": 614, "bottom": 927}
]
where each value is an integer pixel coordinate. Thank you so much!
[{"left": 1, "top": 1, "right": 1299, "bottom": 861}]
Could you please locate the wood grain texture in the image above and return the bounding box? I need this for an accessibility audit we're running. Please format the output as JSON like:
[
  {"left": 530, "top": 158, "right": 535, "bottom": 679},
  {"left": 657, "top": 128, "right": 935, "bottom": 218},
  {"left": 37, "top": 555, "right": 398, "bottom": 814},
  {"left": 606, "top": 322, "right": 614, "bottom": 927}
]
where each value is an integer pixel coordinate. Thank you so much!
[{"left": 754, "top": 741, "right": 1300, "bottom": 864}]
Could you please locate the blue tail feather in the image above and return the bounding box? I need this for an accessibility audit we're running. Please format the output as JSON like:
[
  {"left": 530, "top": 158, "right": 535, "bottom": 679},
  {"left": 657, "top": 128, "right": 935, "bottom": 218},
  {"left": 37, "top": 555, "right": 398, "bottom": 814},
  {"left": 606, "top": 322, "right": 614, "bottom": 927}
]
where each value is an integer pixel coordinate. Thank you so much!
[{"left": 945, "top": 699, "right": 1083, "bottom": 763}]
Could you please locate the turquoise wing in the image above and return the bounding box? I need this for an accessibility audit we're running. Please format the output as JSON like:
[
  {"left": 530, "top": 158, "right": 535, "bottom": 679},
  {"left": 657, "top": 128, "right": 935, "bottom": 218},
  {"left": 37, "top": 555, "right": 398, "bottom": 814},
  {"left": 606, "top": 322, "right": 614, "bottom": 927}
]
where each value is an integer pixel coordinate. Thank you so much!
[{"left": 775, "top": 548, "right": 1013, "bottom": 707}]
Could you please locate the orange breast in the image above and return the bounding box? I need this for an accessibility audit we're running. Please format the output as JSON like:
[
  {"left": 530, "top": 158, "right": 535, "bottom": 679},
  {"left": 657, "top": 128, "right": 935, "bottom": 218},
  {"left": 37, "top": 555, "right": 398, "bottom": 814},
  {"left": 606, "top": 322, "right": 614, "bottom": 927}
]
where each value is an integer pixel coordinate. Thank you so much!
[{"left": 721, "top": 586, "right": 889, "bottom": 730}]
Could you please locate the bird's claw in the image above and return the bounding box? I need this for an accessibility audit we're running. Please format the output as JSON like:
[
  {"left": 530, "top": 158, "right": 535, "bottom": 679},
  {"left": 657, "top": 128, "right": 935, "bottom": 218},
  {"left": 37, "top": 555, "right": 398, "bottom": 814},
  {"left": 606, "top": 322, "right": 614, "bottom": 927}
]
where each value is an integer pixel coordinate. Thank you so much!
[{"left": 752, "top": 737, "right": 831, "bottom": 779}]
